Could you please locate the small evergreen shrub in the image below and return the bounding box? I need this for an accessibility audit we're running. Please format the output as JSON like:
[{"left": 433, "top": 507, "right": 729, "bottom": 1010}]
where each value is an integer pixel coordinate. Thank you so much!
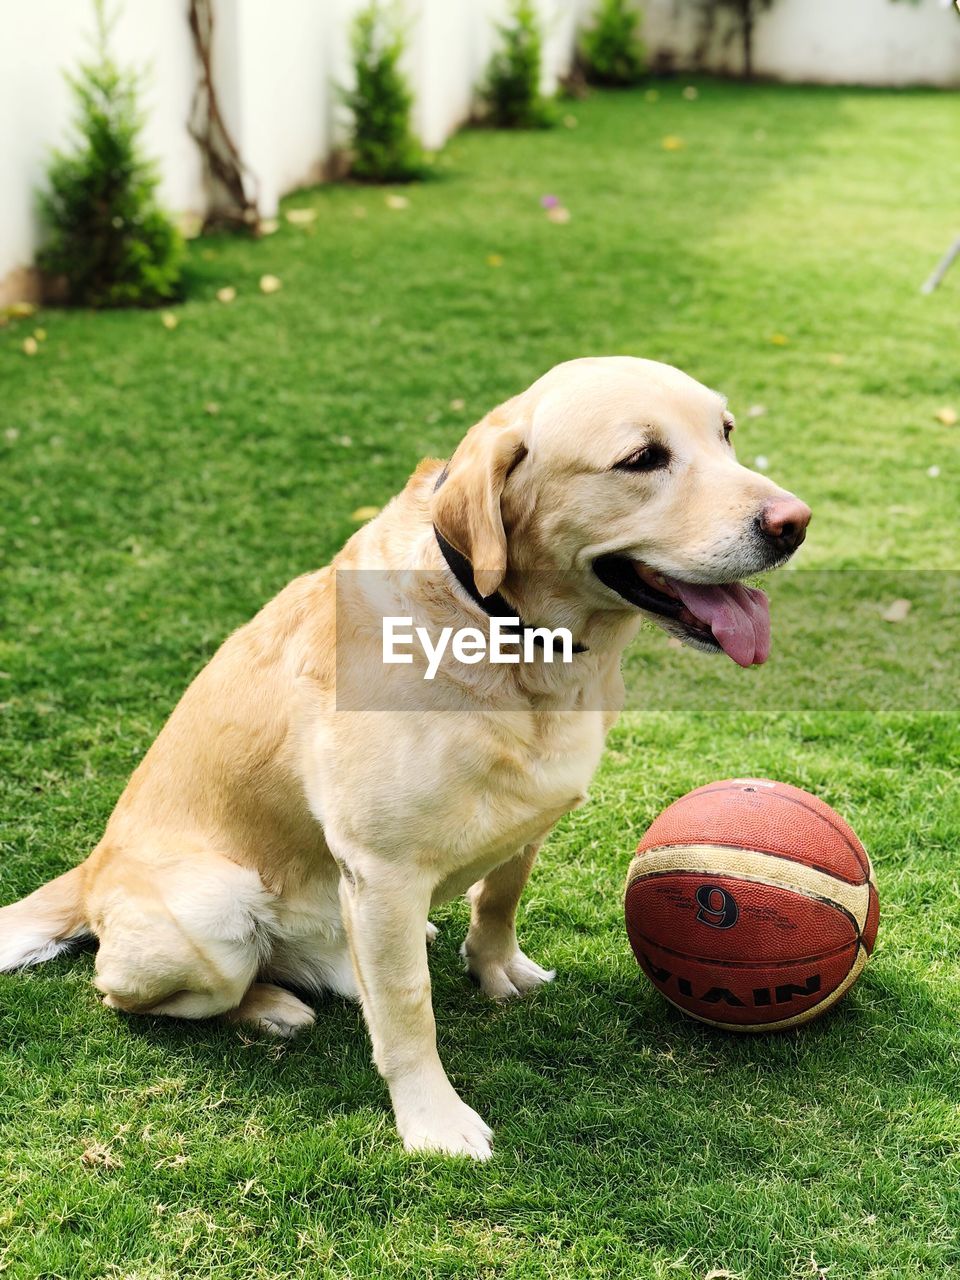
[
  {"left": 579, "top": 0, "right": 646, "bottom": 87},
  {"left": 342, "top": 2, "right": 425, "bottom": 182},
  {"left": 478, "top": 0, "right": 556, "bottom": 129},
  {"left": 38, "top": 1, "right": 183, "bottom": 308}
]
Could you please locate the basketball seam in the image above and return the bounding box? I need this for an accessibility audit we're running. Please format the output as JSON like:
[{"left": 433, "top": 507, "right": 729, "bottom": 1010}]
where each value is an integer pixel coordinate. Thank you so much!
[
  {"left": 668, "top": 783, "right": 871, "bottom": 878},
  {"left": 627, "top": 925, "right": 857, "bottom": 969},
  {"left": 625, "top": 846, "right": 871, "bottom": 930},
  {"left": 625, "top": 867, "right": 863, "bottom": 942},
  {"left": 635, "top": 839, "right": 871, "bottom": 887}
]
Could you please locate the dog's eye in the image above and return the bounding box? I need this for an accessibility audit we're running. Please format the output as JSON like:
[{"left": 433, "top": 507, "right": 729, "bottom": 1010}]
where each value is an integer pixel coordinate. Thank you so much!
[
  {"left": 614, "top": 443, "right": 671, "bottom": 473},
  {"left": 722, "top": 415, "right": 735, "bottom": 443}
]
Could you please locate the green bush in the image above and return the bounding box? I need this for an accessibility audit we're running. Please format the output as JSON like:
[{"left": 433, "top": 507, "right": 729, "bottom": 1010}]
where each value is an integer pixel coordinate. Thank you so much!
[
  {"left": 37, "top": 1, "right": 183, "bottom": 308},
  {"left": 342, "top": 2, "right": 425, "bottom": 182},
  {"left": 478, "top": 0, "right": 555, "bottom": 129},
  {"left": 579, "top": 0, "right": 646, "bottom": 86}
]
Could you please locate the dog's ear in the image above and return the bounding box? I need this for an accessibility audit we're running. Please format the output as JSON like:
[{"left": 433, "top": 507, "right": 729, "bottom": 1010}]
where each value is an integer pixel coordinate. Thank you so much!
[{"left": 431, "top": 396, "right": 528, "bottom": 598}]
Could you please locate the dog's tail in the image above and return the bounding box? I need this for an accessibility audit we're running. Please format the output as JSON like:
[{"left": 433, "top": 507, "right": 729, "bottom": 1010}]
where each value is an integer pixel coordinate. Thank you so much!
[{"left": 0, "top": 865, "right": 90, "bottom": 972}]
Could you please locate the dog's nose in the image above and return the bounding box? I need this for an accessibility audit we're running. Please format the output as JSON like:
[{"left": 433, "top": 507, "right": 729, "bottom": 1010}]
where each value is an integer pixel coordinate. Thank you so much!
[{"left": 757, "top": 496, "right": 811, "bottom": 555}]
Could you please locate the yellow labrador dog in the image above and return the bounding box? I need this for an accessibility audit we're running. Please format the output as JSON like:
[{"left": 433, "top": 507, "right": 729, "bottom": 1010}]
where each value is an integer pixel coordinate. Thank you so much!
[{"left": 0, "top": 357, "right": 809, "bottom": 1160}]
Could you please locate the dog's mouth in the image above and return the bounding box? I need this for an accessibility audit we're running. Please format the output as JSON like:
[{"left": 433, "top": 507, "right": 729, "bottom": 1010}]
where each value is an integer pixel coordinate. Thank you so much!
[{"left": 592, "top": 556, "right": 770, "bottom": 668}]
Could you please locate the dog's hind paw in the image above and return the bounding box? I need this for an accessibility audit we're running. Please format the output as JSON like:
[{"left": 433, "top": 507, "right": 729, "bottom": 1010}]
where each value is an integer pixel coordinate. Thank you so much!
[{"left": 226, "top": 983, "right": 316, "bottom": 1037}]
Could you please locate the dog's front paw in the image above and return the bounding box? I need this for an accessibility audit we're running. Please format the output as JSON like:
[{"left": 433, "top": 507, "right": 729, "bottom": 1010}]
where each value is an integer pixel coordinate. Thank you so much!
[
  {"left": 461, "top": 943, "right": 556, "bottom": 1001},
  {"left": 393, "top": 1083, "right": 493, "bottom": 1160}
]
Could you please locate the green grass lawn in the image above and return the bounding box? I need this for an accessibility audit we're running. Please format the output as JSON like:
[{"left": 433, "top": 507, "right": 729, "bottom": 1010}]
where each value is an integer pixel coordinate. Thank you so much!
[{"left": 2, "top": 80, "right": 959, "bottom": 1279}]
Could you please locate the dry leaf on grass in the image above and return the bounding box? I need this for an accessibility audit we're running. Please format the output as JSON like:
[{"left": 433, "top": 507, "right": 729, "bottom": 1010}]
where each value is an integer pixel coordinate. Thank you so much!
[
  {"left": 662, "top": 135, "right": 685, "bottom": 151},
  {"left": 81, "top": 1141, "right": 122, "bottom": 1169},
  {"left": 450, "top": 398, "right": 466, "bottom": 411},
  {"left": 153, "top": 1152, "right": 189, "bottom": 1169},
  {"left": 746, "top": 404, "right": 767, "bottom": 418},
  {"left": 882, "top": 598, "right": 912, "bottom": 623},
  {"left": 285, "top": 208, "right": 318, "bottom": 225},
  {"left": 704, "top": 1270, "right": 737, "bottom": 1280},
  {"left": 177, "top": 212, "right": 203, "bottom": 240},
  {"left": 216, "top": 286, "right": 237, "bottom": 304},
  {"left": 33, "top": 328, "right": 47, "bottom": 342},
  {"left": 563, "top": 114, "right": 578, "bottom": 129},
  {"left": 683, "top": 85, "right": 699, "bottom": 100},
  {"left": 351, "top": 505, "right": 380, "bottom": 522},
  {"left": 22, "top": 336, "right": 38, "bottom": 356},
  {"left": 826, "top": 353, "right": 845, "bottom": 366},
  {"left": 160, "top": 312, "right": 178, "bottom": 330},
  {"left": 769, "top": 332, "right": 789, "bottom": 345},
  {"left": 487, "top": 253, "right": 504, "bottom": 268},
  {"left": 258, "top": 218, "right": 279, "bottom": 235},
  {"left": 385, "top": 194, "right": 409, "bottom": 210},
  {"left": 259, "top": 275, "right": 282, "bottom": 295},
  {"left": 547, "top": 206, "right": 571, "bottom": 224},
  {"left": 9, "top": 301, "right": 36, "bottom": 318},
  {"left": 934, "top": 406, "right": 957, "bottom": 426}
]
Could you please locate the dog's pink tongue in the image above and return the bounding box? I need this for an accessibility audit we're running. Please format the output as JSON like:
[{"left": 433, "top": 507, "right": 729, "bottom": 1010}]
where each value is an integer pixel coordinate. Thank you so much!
[{"left": 670, "top": 580, "right": 771, "bottom": 667}]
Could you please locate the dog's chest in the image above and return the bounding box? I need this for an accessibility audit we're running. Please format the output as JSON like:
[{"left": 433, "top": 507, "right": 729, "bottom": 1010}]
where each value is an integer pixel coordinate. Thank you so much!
[
  {"left": 434, "top": 718, "right": 606, "bottom": 898},
  {"left": 361, "top": 709, "right": 604, "bottom": 873}
]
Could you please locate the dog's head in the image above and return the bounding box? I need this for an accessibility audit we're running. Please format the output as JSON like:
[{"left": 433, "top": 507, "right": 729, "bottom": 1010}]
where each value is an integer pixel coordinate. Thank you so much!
[{"left": 431, "top": 357, "right": 810, "bottom": 667}]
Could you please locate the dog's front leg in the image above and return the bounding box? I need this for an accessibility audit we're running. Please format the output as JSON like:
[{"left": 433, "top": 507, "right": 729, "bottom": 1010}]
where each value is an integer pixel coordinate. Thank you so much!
[
  {"left": 461, "top": 843, "right": 556, "bottom": 999},
  {"left": 339, "top": 863, "right": 493, "bottom": 1160}
]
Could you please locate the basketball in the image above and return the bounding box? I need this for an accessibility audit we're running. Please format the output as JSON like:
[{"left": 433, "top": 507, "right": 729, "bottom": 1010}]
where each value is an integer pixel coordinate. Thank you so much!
[{"left": 624, "top": 778, "right": 879, "bottom": 1031}]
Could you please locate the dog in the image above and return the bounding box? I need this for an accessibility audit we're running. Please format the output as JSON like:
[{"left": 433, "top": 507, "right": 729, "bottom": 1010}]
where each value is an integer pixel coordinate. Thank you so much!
[{"left": 0, "top": 357, "right": 810, "bottom": 1159}]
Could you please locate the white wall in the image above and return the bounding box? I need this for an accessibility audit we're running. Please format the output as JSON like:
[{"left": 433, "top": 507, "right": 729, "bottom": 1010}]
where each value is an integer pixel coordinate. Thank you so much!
[
  {"left": 2, "top": 0, "right": 959, "bottom": 300},
  {"left": 218, "top": 0, "right": 336, "bottom": 213},
  {"left": 643, "top": 0, "right": 960, "bottom": 86},
  {"left": 406, "top": 0, "right": 584, "bottom": 151}
]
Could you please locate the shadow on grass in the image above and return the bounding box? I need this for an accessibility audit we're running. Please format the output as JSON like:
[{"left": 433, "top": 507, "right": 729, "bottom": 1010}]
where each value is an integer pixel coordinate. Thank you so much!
[
  {"left": 1, "top": 905, "right": 954, "bottom": 1280},
  {"left": 7, "top": 918, "right": 948, "bottom": 1153}
]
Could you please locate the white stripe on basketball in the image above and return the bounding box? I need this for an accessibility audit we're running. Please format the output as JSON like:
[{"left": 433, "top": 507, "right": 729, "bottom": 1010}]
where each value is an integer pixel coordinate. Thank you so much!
[
  {"left": 668, "top": 944, "right": 870, "bottom": 1033},
  {"left": 626, "top": 843, "right": 872, "bottom": 932}
]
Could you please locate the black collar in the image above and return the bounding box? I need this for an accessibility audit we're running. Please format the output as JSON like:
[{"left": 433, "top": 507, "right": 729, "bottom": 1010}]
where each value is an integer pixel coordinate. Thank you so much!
[{"left": 432, "top": 468, "right": 587, "bottom": 656}]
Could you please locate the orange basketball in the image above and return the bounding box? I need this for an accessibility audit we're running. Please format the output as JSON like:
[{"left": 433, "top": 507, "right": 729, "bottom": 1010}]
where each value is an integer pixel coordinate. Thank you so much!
[{"left": 624, "top": 778, "right": 878, "bottom": 1031}]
